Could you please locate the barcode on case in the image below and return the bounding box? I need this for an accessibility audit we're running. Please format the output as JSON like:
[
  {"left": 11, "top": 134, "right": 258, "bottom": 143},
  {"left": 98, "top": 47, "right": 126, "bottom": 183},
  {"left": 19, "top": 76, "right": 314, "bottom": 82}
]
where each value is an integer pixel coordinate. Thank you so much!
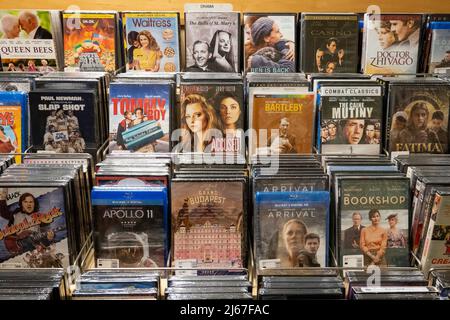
[
  {"left": 175, "top": 259, "right": 197, "bottom": 276},
  {"left": 97, "top": 259, "right": 119, "bottom": 268},
  {"left": 0, "top": 263, "right": 23, "bottom": 268},
  {"left": 259, "top": 259, "right": 281, "bottom": 269},
  {"left": 343, "top": 255, "right": 364, "bottom": 268}
]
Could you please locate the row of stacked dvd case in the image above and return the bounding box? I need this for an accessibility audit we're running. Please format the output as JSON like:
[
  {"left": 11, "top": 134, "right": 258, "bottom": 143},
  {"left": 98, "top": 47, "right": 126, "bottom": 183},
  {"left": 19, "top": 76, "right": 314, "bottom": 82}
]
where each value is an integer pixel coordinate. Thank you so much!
[
  {"left": 2, "top": 72, "right": 450, "bottom": 163},
  {"left": 1, "top": 10, "right": 450, "bottom": 75},
  {"left": 0, "top": 152, "right": 450, "bottom": 300}
]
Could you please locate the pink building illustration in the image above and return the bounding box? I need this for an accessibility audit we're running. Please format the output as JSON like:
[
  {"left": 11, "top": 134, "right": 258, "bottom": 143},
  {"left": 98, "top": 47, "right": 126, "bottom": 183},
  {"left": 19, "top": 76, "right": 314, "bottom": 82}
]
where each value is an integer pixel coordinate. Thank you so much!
[{"left": 174, "top": 220, "right": 242, "bottom": 267}]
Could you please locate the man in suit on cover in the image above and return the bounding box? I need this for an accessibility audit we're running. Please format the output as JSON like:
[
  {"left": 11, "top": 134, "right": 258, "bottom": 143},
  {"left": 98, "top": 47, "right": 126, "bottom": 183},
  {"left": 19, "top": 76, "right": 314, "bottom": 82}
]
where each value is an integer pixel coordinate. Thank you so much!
[
  {"left": 19, "top": 11, "right": 52, "bottom": 39},
  {"left": 344, "top": 212, "right": 365, "bottom": 249},
  {"left": 270, "top": 117, "right": 297, "bottom": 154}
]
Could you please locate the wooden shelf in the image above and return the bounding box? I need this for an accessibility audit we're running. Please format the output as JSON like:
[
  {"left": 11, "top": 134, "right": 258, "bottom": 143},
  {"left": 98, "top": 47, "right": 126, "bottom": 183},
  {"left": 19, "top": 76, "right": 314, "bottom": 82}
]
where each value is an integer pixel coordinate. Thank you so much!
[{"left": 3, "top": 0, "right": 450, "bottom": 14}]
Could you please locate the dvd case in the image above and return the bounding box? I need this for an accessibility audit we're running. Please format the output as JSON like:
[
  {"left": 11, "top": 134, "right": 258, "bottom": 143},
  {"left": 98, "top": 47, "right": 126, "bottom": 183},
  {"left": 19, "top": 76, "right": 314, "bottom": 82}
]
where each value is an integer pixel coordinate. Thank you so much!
[
  {"left": 254, "top": 191, "right": 330, "bottom": 269},
  {"left": 362, "top": 14, "right": 422, "bottom": 74},
  {"left": 337, "top": 176, "right": 410, "bottom": 267},
  {"left": 243, "top": 13, "right": 296, "bottom": 73},
  {"left": 63, "top": 11, "right": 120, "bottom": 72},
  {"left": 301, "top": 13, "right": 359, "bottom": 73},
  {"left": 109, "top": 80, "right": 173, "bottom": 153},
  {"left": 184, "top": 12, "right": 240, "bottom": 72},
  {"left": 0, "top": 185, "right": 70, "bottom": 268},
  {"left": 319, "top": 82, "right": 383, "bottom": 154},
  {"left": 122, "top": 12, "right": 180, "bottom": 73},
  {"left": 171, "top": 179, "right": 246, "bottom": 269},
  {"left": 0, "top": 10, "right": 62, "bottom": 72},
  {"left": 92, "top": 186, "right": 168, "bottom": 268}
]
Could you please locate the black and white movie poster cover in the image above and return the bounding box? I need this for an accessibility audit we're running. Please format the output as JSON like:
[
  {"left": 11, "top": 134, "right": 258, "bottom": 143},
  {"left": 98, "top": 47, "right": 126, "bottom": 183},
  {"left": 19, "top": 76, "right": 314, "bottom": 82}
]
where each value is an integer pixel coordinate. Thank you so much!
[{"left": 184, "top": 12, "right": 239, "bottom": 72}]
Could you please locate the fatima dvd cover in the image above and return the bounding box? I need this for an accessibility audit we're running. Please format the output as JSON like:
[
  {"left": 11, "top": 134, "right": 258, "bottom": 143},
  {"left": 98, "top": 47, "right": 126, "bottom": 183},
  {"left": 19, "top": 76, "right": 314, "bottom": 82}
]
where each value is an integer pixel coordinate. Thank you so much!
[{"left": 387, "top": 82, "right": 450, "bottom": 154}]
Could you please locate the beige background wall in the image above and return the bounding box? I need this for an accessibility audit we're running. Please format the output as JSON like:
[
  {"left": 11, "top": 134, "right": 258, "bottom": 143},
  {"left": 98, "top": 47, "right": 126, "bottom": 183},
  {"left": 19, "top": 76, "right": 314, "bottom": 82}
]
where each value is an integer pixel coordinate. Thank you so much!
[{"left": 4, "top": 0, "right": 450, "bottom": 16}]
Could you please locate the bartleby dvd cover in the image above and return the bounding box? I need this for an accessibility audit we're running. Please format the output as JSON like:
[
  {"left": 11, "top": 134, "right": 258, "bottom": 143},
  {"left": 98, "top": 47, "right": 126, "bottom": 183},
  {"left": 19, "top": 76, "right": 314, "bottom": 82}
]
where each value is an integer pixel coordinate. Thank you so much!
[
  {"left": 109, "top": 82, "right": 171, "bottom": 153},
  {"left": 122, "top": 12, "right": 180, "bottom": 72},
  {"left": 243, "top": 13, "right": 296, "bottom": 73},
  {"left": 63, "top": 12, "right": 117, "bottom": 72},
  {"left": 92, "top": 187, "right": 168, "bottom": 268},
  {"left": 29, "top": 90, "right": 98, "bottom": 153},
  {"left": 177, "top": 83, "right": 244, "bottom": 154},
  {"left": 319, "top": 84, "right": 383, "bottom": 154},
  {"left": 250, "top": 91, "right": 315, "bottom": 156},
  {"left": 387, "top": 83, "right": 450, "bottom": 154},
  {"left": 0, "top": 10, "right": 59, "bottom": 72},
  {"left": 338, "top": 177, "right": 410, "bottom": 268},
  {"left": 184, "top": 12, "right": 239, "bottom": 72},
  {"left": 255, "top": 191, "right": 330, "bottom": 269},
  {"left": 362, "top": 14, "right": 422, "bottom": 74},
  {"left": 301, "top": 14, "right": 359, "bottom": 73},
  {"left": 0, "top": 187, "right": 69, "bottom": 268},
  {"left": 171, "top": 180, "right": 245, "bottom": 268}
]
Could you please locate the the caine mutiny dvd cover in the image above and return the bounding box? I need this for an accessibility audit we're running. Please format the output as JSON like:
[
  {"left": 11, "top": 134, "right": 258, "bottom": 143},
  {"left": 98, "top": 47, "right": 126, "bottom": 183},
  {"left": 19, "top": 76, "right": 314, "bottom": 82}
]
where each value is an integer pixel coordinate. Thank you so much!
[{"left": 319, "top": 82, "right": 383, "bottom": 155}]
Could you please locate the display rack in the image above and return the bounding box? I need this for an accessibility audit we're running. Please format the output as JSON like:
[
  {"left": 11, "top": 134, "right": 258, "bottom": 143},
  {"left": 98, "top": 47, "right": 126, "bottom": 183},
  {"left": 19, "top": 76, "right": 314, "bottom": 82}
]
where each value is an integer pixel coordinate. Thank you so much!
[{"left": 64, "top": 229, "right": 253, "bottom": 299}]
